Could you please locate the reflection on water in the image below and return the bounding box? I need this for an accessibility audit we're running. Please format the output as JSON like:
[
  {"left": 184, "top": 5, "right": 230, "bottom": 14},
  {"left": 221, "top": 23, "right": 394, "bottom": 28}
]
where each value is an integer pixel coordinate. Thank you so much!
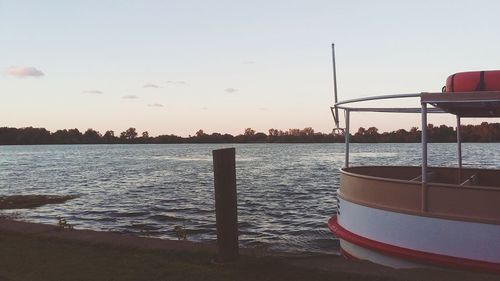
[{"left": 0, "top": 143, "right": 497, "bottom": 254}]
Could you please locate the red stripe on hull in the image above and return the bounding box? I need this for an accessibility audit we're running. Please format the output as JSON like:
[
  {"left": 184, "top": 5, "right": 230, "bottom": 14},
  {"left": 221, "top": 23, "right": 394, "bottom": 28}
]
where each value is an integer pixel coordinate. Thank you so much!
[{"left": 328, "top": 216, "right": 500, "bottom": 274}]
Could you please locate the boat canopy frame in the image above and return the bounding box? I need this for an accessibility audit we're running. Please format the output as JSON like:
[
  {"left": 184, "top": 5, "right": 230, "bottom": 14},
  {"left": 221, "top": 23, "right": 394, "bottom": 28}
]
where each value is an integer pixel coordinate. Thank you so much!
[{"left": 331, "top": 91, "right": 500, "bottom": 211}]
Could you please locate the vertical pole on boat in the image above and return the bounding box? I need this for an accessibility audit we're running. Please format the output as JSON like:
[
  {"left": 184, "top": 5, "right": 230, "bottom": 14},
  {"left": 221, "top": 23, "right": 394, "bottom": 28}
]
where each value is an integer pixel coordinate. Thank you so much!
[
  {"left": 421, "top": 102, "right": 428, "bottom": 212},
  {"left": 332, "top": 43, "right": 340, "bottom": 129},
  {"left": 456, "top": 115, "right": 462, "bottom": 184},
  {"left": 212, "top": 148, "right": 239, "bottom": 262},
  {"left": 345, "top": 109, "right": 350, "bottom": 168}
]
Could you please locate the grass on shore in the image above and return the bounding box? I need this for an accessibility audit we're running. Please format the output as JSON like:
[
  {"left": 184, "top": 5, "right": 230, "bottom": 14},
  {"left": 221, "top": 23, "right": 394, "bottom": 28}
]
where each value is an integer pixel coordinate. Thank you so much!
[{"left": 0, "top": 232, "right": 394, "bottom": 281}]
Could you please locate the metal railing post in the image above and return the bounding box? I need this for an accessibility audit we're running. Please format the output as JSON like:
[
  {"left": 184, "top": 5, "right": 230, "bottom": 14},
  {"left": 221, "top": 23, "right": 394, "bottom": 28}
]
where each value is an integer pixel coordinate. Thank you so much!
[
  {"left": 457, "top": 116, "right": 462, "bottom": 183},
  {"left": 345, "top": 109, "right": 350, "bottom": 168},
  {"left": 332, "top": 43, "right": 340, "bottom": 129},
  {"left": 421, "top": 102, "right": 428, "bottom": 212}
]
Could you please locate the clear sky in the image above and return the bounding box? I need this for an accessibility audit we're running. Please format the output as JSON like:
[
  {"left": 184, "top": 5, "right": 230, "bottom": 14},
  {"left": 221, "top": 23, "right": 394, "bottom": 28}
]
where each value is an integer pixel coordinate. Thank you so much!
[{"left": 1, "top": 0, "right": 499, "bottom": 136}]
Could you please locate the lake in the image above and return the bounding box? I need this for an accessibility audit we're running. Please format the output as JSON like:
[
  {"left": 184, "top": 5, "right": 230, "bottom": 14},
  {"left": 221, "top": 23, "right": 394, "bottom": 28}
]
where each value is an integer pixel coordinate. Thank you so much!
[{"left": 0, "top": 143, "right": 498, "bottom": 255}]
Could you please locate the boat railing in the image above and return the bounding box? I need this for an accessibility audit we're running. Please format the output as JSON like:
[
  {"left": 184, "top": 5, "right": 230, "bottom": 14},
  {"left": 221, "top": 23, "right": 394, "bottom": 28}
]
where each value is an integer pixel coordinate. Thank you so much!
[
  {"left": 331, "top": 91, "right": 500, "bottom": 212},
  {"left": 330, "top": 92, "right": 446, "bottom": 170}
]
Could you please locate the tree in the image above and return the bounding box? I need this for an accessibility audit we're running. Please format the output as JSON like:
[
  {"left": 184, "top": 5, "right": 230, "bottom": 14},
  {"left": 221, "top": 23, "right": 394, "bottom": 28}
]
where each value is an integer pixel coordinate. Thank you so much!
[
  {"left": 5, "top": 127, "right": 52, "bottom": 145},
  {"left": 0, "top": 127, "right": 18, "bottom": 145},
  {"left": 195, "top": 129, "right": 206, "bottom": 137},
  {"left": 51, "top": 129, "right": 69, "bottom": 144},
  {"left": 353, "top": 127, "right": 367, "bottom": 142},
  {"left": 120, "top": 127, "right": 138, "bottom": 140},
  {"left": 366, "top": 127, "right": 379, "bottom": 137},
  {"left": 268, "top": 128, "right": 279, "bottom": 136},
  {"left": 301, "top": 127, "right": 315, "bottom": 136},
  {"left": 83, "top": 128, "right": 102, "bottom": 143},
  {"left": 142, "top": 131, "right": 149, "bottom": 139},
  {"left": 356, "top": 127, "right": 366, "bottom": 136},
  {"left": 288, "top": 128, "right": 300, "bottom": 136},
  {"left": 103, "top": 130, "right": 117, "bottom": 143},
  {"left": 244, "top": 128, "right": 255, "bottom": 136},
  {"left": 254, "top": 132, "right": 267, "bottom": 142},
  {"left": 67, "top": 129, "right": 83, "bottom": 143}
]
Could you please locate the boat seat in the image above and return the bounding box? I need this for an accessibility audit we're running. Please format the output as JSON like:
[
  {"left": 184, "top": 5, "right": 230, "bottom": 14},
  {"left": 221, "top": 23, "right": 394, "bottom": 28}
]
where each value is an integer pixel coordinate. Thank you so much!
[
  {"left": 410, "top": 172, "right": 436, "bottom": 182},
  {"left": 460, "top": 174, "right": 479, "bottom": 186}
]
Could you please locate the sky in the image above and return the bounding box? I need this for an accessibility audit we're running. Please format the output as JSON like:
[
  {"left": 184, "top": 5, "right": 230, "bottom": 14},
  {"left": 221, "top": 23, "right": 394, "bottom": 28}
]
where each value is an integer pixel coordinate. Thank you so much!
[{"left": 1, "top": 0, "right": 500, "bottom": 137}]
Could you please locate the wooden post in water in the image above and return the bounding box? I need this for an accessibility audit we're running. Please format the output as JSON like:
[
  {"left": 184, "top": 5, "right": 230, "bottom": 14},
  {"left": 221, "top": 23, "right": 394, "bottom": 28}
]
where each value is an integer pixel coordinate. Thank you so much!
[{"left": 212, "top": 148, "right": 239, "bottom": 262}]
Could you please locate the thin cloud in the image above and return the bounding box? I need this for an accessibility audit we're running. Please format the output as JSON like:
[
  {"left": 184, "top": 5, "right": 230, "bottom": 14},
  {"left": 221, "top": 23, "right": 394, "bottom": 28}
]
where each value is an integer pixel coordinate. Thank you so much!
[
  {"left": 5, "top": 66, "right": 44, "bottom": 77},
  {"left": 148, "top": 103, "right": 164, "bottom": 108},
  {"left": 83, "top": 90, "right": 103, "bottom": 94},
  {"left": 143, "top": 83, "right": 160, "bottom": 88},
  {"left": 259, "top": 107, "right": 268, "bottom": 111},
  {"left": 165, "top": 80, "right": 187, "bottom": 85},
  {"left": 224, "top": 88, "right": 238, "bottom": 94},
  {"left": 243, "top": 61, "right": 255, "bottom": 64},
  {"left": 122, "top": 95, "right": 139, "bottom": 99}
]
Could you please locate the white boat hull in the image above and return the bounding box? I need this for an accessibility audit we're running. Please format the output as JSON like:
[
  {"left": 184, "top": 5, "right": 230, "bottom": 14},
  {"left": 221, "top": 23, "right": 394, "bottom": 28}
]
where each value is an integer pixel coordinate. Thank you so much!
[{"left": 330, "top": 197, "right": 500, "bottom": 273}]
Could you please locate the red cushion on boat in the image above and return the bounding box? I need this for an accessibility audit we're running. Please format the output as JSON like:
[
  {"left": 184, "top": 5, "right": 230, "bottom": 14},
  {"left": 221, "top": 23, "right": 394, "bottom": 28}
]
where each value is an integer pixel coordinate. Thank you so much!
[
  {"left": 484, "top": 71, "right": 500, "bottom": 91},
  {"left": 444, "top": 70, "right": 500, "bottom": 92}
]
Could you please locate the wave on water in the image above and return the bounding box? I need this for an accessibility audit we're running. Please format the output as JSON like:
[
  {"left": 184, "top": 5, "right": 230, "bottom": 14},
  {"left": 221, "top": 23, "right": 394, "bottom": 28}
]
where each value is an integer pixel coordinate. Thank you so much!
[{"left": 151, "top": 156, "right": 212, "bottom": 162}]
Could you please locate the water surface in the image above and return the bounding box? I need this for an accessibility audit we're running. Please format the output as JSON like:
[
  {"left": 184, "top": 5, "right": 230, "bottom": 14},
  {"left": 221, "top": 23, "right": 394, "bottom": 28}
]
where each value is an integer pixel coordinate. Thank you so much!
[{"left": 0, "top": 143, "right": 498, "bottom": 254}]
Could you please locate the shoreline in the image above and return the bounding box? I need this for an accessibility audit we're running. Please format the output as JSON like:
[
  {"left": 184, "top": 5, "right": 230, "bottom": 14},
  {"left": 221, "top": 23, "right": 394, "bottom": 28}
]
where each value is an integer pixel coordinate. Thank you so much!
[
  {"left": 0, "top": 219, "right": 497, "bottom": 281},
  {"left": 2, "top": 142, "right": 500, "bottom": 146}
]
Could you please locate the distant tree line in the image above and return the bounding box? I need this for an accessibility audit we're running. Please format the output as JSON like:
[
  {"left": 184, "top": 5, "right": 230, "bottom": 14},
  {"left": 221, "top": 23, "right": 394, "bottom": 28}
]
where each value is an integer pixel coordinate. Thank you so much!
[
  {"left": 1, "top": 122, "right": 500, "bottom": 145},
  {"left": 351, "top": 122, "right": 500, "bottom": 143}
]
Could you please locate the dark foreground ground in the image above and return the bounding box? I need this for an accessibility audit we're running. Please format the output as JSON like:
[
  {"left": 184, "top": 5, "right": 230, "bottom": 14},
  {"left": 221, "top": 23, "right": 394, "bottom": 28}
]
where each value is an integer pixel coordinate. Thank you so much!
[{"left": 0, "top": 219, "right": 497, "bottom": 281}]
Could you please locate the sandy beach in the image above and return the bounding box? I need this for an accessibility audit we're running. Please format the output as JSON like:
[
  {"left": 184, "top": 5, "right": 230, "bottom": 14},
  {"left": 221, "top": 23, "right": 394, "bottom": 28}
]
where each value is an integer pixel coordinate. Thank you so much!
[{"left": 0, "top": 219, "right": 497, "bottom": 281}]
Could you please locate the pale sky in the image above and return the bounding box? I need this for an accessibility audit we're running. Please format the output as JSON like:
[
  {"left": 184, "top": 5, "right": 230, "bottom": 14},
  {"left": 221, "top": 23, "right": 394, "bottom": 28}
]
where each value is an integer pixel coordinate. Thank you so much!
[{"left": 1, "top": 1, "right": 499, "bottom": 137}]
